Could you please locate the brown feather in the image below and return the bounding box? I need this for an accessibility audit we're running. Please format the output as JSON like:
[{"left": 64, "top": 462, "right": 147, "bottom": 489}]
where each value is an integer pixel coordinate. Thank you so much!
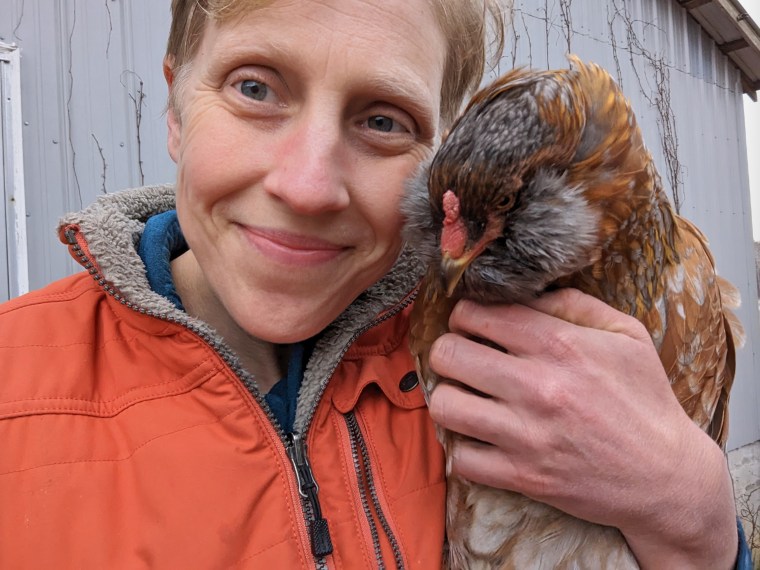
[{"left": 404, "top": 56, "right": 741, "bottom": 569}]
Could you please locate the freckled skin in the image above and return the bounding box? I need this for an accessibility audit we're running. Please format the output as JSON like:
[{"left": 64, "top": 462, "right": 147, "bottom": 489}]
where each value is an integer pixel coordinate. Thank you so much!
[{"left": 402, "top": 56, "right": 743, "bottom": 569}]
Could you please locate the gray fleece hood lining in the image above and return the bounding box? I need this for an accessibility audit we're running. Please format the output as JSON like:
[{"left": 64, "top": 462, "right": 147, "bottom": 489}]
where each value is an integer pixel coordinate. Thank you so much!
[{"left": 60, "top": 184, "right": 424, "bottom": 433}]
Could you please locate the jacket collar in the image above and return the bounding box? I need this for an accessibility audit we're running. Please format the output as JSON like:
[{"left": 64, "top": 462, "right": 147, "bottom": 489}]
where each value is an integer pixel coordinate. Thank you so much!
[
  {"left": 330, "top": 302, "right": 427, "bottom": 414},
  {"left": 58, "top": 184, "right": 425, "bottom": 433}
]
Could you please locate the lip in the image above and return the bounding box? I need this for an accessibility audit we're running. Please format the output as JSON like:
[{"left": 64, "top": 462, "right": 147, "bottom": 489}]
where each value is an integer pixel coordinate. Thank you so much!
[{"left": 239, "top": 225, "right": 349, "bottom": 267}]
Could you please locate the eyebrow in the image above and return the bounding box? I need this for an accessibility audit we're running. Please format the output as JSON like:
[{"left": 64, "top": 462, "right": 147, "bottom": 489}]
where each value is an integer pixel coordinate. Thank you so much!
[
  {"left": 206, "top": 37, "right": 440, "bottom": 137},
  {"left": 207, "top": 41, "right": 292, "bottom": 72},
  {"left": 361, "top": 72, "right": 439, "bottom": 138}
]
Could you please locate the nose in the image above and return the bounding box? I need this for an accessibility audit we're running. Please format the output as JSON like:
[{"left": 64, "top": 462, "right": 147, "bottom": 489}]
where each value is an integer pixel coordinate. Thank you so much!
[{"left": 263, "top": 104, "right": 350, "bottom": 215}]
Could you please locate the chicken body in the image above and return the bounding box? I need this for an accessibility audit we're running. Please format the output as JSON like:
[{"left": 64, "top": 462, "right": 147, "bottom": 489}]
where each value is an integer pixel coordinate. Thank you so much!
[{"left": 403, "top": 57, "right": 743, "bottom": 569}]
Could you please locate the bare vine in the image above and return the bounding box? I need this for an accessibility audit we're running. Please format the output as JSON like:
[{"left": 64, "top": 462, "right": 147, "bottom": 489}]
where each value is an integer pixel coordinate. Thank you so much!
[
  {"left": 66, "top": 0, "right": 83, "bottom": 208},
  {"left": 609, "top": 0, "right": 683, "bottom": 212},
  {"left": 519, "top": 9, "right": 534, "bottom": 67},
  {"left": 104, "top": 0, "right": 113, "bottom": 58},
  {"left": 736, "top": 486, "right": 760, "bottom": 566},
  {"left": 12, "top": 0, "right": 25, "bottom": 41},
  {"left": 607, "top": 2, "right": 624, "bottom": 87},
  {"left": 558, "top": 0, "right": 574, "bottom": 55},
  {"left": 508, "top": 2, "right": 520, "bottom": 69},
  {"left": 91, "top": 134, "right": 108, "bottom": 194},
  {"left": 120, "top": 70, "right": 146, "bottom": 186},
  {"left": 508, "top": 0, "right": 686, "bottom": 212},
  {"left": 542, "top": 0, "right": 551, "bottom": 68}
]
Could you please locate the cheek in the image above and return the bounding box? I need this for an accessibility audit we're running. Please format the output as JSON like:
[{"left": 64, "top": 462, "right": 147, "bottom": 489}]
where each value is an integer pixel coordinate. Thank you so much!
[
  {"left": 354, "top": 157, "right": 417, "bottom": 246},
  {"left": 175, "top": 110, "right": 267, "bottom": 212}
]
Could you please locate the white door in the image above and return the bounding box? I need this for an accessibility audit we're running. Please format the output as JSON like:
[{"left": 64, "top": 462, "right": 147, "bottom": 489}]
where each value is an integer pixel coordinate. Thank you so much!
[{"left": 0, "top": 42, "right": 28, "bottom": 301}]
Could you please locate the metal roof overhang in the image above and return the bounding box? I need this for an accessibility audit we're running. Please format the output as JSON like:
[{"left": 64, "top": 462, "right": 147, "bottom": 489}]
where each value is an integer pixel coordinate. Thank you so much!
[{"left": 677, "top": 0, "right": 760, "bottom": 100}]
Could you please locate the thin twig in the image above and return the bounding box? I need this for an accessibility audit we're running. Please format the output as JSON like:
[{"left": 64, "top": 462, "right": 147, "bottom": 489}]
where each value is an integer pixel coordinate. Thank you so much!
[
  {"left": 12, "top": 0, "right": 25, "bottom": 41},
  {"left": 104, "top": 0, "right": 113, "bottom": 58},
  {"left": 66, "top": 0, "right": 83, "bottom": 208},
  {"left": 559, "top": 0, "right": 574, "bottom": 54},
  {"left": 121, "top": 70, "right": 146, "bottom": 186},
  {"left": 91, "top": 134, "right": 108, "bottom": 194}
]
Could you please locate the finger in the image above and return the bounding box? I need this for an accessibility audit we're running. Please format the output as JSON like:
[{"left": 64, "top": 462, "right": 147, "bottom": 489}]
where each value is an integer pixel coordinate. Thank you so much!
[
  {"left": 429, "top": 333, "right": 544, "bottom": 400},
  {"left": 449, "top": 293, "right": 646, "bottom": 359},
  {"left": 525, "top": 288, "right": 648, "bottom": 341},
  {"left": 447, "top": 299, "right": 596, "bottom": 359},
  {"left": 449, "top": 439, "right": 536, "bottom": 495},
  {"left": 447, "top": 301, "right": 552, "bottom": 357},
  {"left": 428, "top": 382, "right": 528, "bottom": 447}
]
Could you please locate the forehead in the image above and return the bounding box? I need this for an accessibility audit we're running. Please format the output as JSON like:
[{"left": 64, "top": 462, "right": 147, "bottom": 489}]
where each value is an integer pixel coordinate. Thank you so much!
[
  {"left": 209, "top": 0, "right": 441, "bottom": 43},
  {"left": 195, "top": 0, "right": 447, "bottom": 104}
]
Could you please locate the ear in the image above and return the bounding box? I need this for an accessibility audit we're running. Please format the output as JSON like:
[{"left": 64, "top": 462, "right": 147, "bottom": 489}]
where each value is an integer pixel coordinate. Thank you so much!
[
  {"left": 163, "top": 54, "right": 176, "bottom": 88},
  {"left": 164, "top": 55, "right": 181, "bottom": 163}
]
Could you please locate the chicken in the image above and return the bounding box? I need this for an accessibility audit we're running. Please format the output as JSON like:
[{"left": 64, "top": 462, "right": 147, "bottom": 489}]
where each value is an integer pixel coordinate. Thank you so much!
[{"left": 402, "top": 56, "right": 744, "bottom": 569}]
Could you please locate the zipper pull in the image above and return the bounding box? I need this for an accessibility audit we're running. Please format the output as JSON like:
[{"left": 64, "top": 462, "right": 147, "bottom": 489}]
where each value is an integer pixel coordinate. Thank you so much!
[{"left": 286, "top": 433, "right": 334, "bottom": 558}]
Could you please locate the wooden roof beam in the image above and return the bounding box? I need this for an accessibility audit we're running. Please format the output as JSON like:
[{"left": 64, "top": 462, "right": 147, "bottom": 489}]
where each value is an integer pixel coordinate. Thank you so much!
[
  {"left": 742, "top": 75, "right": 759, "bottom": 100},
  {"left": 679, "top": 0, "right": 713, "bottom": 10},
  {"left": 719, "top": 38, "right": 749, "bottom": 53}
]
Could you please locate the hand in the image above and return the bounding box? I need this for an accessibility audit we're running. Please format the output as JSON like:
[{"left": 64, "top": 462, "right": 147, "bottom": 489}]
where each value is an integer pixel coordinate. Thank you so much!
[{"left": 427, "top": 288, "right": 738, "bottom": 569}]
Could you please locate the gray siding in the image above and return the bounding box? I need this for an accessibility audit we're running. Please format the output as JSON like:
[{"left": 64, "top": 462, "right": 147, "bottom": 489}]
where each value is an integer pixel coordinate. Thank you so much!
[
  {"left": 0, "top": 0, "right": 174, "bottom": 286},
  {"left": 0, "top": 0, "right": 757, "bottom": 449}
]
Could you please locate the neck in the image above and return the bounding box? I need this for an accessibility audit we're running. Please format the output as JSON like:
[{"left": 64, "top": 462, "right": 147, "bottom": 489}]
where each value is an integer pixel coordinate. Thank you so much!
[{"left": 170, "top": 251, "right": 285, "bottom": 392}]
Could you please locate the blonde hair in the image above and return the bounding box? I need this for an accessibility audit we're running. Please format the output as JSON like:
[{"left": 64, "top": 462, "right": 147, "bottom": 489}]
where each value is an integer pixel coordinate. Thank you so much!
[{"left": 166, "top": 0, "right": 506, "bottom": 127}]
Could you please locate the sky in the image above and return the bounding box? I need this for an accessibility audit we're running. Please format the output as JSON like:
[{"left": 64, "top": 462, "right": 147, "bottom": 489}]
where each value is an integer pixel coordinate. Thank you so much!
[{"left": 745, "top": 4, "right": 760, "bottom": 239}]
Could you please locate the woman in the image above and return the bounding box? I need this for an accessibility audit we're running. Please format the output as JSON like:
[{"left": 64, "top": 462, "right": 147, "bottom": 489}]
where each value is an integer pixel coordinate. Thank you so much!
[{"left": 0, "top": 0, "right": 748, "bottom": 568}]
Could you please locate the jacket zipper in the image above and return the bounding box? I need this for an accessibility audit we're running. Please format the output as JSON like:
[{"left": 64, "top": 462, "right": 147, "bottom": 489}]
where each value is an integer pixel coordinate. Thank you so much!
[
  {"left": 65, "top": 229, "right": 321, "bottom": 567},
  {"left": 345, "top": 411, "right": 405, "bottom": 570},
  {"left": 286, "top": 432, "right": 334, "bottom": 562},
  {"left": 65, "top": 227, "right": 416, "bottom": 569},
  {"left": 345, "top": 414, "right": 385, "bottom": 568}
]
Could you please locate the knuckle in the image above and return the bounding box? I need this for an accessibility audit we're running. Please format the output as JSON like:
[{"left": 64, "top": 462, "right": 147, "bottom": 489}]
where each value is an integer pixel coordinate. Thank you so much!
[
  {"left": 627, "top": 316, "right": 650, "bottom": 340},
  {"left": 478, "top": 414, "right": 506, "bottom": 445},
  {"left": 539, "top": 377, "right": 572, "bottom": 413},
  {"left": 548, "top": 328, "right": 580, "bottom": 361},
  {"left": 523, "top": 472, "right": 552, "bottom": 500},
  {"left": 559, "top": 287, "right": 585, "bottom": 304},
  {"left": 509, "top": 461, "right": 551, "bottom": 500},
  {"left": 549, "top": 287, "right": 585, "bottom": 309}
]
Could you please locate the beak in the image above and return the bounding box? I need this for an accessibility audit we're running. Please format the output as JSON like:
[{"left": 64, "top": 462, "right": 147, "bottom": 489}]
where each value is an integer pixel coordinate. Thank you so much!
[
  {"left": 441, "top": 252, "right": 474, "bottom": 297},
  {"left": 439, "top": 214, "right": 505, "bottom": 298}
]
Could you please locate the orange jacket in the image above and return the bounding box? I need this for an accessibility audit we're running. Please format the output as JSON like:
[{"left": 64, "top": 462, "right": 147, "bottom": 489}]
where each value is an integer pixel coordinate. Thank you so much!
[{"left": 0, "top": 186, "right": 445, "bottom": 569}]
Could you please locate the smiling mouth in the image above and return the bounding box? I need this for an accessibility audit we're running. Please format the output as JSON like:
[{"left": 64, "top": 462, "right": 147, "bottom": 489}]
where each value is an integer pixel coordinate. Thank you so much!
[{"left": 239, "top": 225, "right": 349, "bottom": 267}]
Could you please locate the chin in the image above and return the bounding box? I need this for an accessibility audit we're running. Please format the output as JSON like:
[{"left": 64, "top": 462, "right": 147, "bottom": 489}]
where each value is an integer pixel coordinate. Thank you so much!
[{"left": 233, "top": 303, "right": 336, "bottom": 345}]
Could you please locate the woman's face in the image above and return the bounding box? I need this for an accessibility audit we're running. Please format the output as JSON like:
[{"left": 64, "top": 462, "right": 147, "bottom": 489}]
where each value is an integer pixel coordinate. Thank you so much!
[{"left": 167, "top": 0, "right": 446, "bottom": 343}]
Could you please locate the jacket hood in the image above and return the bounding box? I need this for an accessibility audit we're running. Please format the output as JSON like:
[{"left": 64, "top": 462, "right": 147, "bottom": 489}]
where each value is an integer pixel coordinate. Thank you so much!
[{"left": 59, "top": 184, "right": 424, "bottom": 433}]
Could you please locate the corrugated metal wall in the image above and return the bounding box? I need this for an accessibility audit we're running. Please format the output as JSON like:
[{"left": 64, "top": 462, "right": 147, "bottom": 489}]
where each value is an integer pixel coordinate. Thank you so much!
[
  {"left": 0, "top": 0, "right": 174, "bottom": 286},
  {"left": 0, "top": 0, "right": 757, "bottom": 449}
]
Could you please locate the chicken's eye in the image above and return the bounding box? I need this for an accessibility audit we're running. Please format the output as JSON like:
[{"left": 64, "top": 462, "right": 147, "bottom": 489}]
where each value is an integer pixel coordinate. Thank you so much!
[{"left": 497, "top": 194, "right": 517, "bottom": 210}]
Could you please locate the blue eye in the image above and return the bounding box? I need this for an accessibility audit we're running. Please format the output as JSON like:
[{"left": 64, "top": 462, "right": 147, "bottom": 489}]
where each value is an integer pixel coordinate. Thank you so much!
[
  {"left": 240, "top": 80, "right": 269, "bottom": 101},
  {"left": 367, "top": 116, "right": 397, "bottom": 133}
]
